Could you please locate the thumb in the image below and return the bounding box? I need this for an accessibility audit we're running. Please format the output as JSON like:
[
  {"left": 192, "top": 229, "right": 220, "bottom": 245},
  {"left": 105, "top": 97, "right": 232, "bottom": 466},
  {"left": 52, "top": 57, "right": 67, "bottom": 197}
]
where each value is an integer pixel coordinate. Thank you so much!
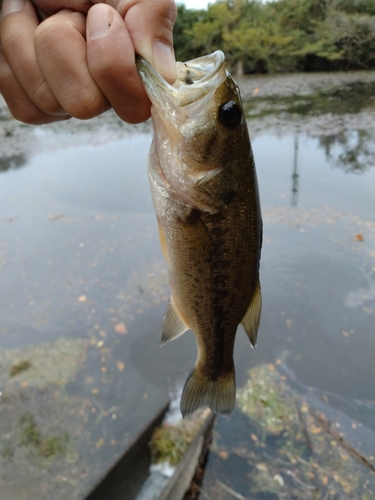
[{"left": 125, "top": 0, "right": 177, "bottom": 82}]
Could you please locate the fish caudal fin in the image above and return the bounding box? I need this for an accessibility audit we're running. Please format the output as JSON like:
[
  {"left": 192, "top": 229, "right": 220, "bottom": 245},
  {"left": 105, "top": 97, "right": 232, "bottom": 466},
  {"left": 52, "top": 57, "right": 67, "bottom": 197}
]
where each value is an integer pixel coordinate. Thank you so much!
[
  {"left": 180, "top": 368, "right": 236, "bottom": 418},
  {"left": 241, "top": 278, "right": 262, "bottom": 348},
  {"left": 160, "top": 296, "right": 189, "bottom": 346}
]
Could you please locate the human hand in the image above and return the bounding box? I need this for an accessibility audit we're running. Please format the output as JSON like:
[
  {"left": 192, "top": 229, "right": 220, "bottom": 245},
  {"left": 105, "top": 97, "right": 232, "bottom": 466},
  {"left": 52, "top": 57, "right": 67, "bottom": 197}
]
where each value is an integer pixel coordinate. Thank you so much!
[{"left": 0, "top": 0, "right": 177, "bottom": 124}]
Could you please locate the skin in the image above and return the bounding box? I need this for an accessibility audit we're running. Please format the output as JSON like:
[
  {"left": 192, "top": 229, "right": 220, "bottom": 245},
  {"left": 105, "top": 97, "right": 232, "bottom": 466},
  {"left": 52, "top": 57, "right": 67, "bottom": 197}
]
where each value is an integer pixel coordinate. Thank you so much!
[{"left": 0, "top": 0, "right": 177, "bottom": 124}]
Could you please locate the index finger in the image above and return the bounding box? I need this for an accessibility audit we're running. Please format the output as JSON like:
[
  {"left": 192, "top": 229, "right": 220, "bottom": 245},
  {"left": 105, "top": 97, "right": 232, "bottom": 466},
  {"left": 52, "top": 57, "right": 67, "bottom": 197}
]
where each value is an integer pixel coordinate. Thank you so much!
[{"left": 86, "top": 4, "right": 150, "bottom": 123}]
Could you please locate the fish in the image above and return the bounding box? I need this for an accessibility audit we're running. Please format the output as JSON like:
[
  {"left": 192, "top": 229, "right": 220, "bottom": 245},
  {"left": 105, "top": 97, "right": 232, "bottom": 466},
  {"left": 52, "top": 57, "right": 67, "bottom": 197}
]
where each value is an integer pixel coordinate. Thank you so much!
[{"left": 137, "top": 51, "right": 262, "bottom": 418}]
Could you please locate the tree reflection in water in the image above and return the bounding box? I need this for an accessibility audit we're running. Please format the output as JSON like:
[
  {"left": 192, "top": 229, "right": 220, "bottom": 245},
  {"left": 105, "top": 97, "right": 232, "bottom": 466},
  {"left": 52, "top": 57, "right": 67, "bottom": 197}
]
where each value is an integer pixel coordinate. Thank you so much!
[
  {"left": 319, "top": 129, "right": 375, "bottom": 174},
  {"left": 0, "top": 153, "right": 27, "bottom": 173}
]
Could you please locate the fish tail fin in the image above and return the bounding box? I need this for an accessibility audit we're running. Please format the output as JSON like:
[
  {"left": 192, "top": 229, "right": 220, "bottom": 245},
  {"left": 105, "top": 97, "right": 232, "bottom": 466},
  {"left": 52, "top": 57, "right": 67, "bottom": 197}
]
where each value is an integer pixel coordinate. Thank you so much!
[{"left": 180, "top": 368, "right": 236, "bottom": 418}]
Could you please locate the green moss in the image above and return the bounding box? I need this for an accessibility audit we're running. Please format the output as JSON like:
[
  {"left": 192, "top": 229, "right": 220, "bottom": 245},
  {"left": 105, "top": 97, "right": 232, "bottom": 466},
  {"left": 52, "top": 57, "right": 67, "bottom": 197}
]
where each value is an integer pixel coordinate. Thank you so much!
[
  {"left": 19, "top": 413, "right": 41, "bottom": 447},
  {"left": 19, "top": 412, "right": 68, "bottom": 458},
  {"left": 1, "top": 440, "right": 15, "bottom": 459},
  {"left": 237, "top": 364, "right": 297, "bottom": 436},
  {"left": 149, "top": 411, "right": 207, "bottom": 466},
  {"left": 39, "top": 435, "right": 68, "bottom": 458},
  {"left": 150, "top": 424, "right": 192, "bottom": 465},
  {"left": 9, "top": 360, "right": 32, "bottom": 377}
]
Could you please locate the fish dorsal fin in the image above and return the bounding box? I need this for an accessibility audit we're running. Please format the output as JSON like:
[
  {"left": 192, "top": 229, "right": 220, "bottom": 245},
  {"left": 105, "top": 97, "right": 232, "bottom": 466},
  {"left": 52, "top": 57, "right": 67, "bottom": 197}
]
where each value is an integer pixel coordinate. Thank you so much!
[
  {"left": 160, "top": 296, "right": 190, "bottom": 346},
  {"left": 241, "top": 278, "right": 262, "bottom": 348}
]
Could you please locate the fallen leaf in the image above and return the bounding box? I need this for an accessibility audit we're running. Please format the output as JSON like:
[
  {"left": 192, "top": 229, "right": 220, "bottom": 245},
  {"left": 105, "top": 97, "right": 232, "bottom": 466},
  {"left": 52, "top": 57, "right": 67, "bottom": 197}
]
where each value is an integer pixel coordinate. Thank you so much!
[
  {"left": 96, "top": 438, "right": 104, "bottom": 449},
  {"left": 250, "top": 433, "right": 258, "bottom": 442},
  {"left": 77, "top": 295, "right": 87, "bottom": 302},
  {"left": 48, "top": 214, "right": 64, "bottom": 221},
  {"left": 301, "top": 402, "right": 309, "bottom": 413},
  {"left": 114, "top": 323, "right": 128, "bottom": 334},
  {"left": 257, "top": 463, "right": 268, "bottom": 472},
  {"left": 310, "top": 425, "right": 322, "bottom": 434},
  {"left": 116, "top": 361, "right": 125, "bottom": 372},
  {"left": 355, "top": 233, "right": 364, "bottom": 242},
  {"left": 273, "top": 474, "right": 284, "bottom": 486}
]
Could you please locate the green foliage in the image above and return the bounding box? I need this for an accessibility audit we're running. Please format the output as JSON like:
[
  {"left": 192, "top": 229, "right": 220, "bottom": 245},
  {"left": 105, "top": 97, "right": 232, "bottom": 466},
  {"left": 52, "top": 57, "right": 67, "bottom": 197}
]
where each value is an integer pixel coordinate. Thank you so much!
[
  {"left": 174, "top": 4, "right": 206, "bottom": 61},
  {"left": 174, "top": 0, "right": 375, "bottom": 72}
]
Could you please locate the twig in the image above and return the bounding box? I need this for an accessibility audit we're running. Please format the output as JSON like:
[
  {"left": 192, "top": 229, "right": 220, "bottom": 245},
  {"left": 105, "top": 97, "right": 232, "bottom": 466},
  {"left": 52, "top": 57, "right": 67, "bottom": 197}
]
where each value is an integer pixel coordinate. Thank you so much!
[
  {"left": 286, "top": 470, "right": 317, "bottom": 490},
  {"left": 309, "top": 408, "right": 375, "bottom": 473},
  {"left": 295, "top": 399, "right": 314, "bottom": 452},
  {"left": 196, "top": 486, "right": 214, "bottom": 500},
  {"left": 217, "top": 480, "right": 250, "bottom": 500}
]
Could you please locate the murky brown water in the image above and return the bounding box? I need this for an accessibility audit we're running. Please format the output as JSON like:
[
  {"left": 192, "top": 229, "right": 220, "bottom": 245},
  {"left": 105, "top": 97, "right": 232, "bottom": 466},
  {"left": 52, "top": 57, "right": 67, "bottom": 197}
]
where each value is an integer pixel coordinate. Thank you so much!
[{"left": 0, "top": 70, "right": 374, "bottom": 499}]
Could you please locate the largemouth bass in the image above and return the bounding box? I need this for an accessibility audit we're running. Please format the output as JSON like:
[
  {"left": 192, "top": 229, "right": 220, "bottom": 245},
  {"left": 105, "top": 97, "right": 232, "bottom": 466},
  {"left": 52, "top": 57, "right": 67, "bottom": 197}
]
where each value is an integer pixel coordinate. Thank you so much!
[{"left": 137, "top": 51, "right": 262, "bottom": 417}]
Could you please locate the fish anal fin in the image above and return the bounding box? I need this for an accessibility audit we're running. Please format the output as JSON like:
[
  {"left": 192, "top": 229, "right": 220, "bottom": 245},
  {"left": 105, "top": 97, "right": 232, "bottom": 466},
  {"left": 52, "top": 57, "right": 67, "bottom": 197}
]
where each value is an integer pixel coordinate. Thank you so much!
[
  {"left": 160, "top": 296, "right": 189, "bottom": 346},
  {"left": 241, "top": 278, "right": 262, "bottom": 348},
  {"left": 180, "top": 368, "right": 235, "bottom": 418}
]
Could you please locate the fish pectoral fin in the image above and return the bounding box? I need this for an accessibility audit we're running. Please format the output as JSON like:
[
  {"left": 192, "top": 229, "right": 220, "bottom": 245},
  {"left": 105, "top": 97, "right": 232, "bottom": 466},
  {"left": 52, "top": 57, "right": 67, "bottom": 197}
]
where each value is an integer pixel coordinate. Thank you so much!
[
  {"left": 180, "top": 368, "right": 235, "bottom": 418},
  {"left": 194, "top": 169, "right": 238, "bottom": 213},
  {"left": 160, "top": 296, "right": 189, "bottom": 346},
  {"left": 177, "top": 209, "right": 213, "bottom": 255},
  {"left": 241, "top": 278, "right": 262, "bottom": 348}
]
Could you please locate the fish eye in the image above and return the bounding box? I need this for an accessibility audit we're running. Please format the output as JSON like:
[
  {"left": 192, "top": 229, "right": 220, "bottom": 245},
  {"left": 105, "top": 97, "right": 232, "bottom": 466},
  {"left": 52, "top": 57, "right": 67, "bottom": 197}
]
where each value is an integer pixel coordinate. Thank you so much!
[{"left": 218, "top": 100, "right": 242, "bottom": 128}]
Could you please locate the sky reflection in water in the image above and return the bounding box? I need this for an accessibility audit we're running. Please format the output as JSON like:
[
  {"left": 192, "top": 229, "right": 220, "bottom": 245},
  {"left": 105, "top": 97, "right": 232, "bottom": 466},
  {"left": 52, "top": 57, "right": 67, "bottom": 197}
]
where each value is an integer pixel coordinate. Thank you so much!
[{"left": 0, "top": 75, "right": 374, "bottom": 499}]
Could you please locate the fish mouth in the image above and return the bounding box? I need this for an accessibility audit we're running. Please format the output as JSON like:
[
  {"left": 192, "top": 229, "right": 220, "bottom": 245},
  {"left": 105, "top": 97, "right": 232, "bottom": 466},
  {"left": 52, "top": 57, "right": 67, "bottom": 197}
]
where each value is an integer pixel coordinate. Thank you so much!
[{"left": 136, "top": 51, "right": 226, "bottom": 108}]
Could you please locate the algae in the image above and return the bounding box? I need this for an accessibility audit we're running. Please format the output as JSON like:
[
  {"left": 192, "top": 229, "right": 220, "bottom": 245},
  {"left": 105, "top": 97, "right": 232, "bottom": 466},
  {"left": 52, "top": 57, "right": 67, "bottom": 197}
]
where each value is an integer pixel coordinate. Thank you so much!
[
  {"left": 199, "top": 363, "right": 375, "bottom": 500},
  {"left": 10, "top": 360, "right": 32, "bottom": 377},
  {"left": 19, "top": 412, "right": 68, "bottom": 459},
  {"left": 150, "top": 409, "right": 210, "bottom": 466}
]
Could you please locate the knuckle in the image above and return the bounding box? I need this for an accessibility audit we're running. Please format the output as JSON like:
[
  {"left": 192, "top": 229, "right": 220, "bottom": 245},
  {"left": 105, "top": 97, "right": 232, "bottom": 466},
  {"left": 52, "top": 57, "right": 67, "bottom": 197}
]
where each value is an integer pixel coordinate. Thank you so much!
[
  {"left": 63, "top": 87, "right": 108, "bottom": 120},
  {"left": 9, "top": 103, "right": 48, "bottom": 125},
  {"left": 33, "top": 79, "right": 63, "bottom": 115}
]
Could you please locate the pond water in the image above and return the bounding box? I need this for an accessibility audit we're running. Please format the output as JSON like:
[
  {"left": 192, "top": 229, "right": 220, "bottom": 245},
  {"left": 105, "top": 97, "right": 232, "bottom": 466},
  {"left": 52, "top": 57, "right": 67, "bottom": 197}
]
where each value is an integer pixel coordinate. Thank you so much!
[{"left": 0, "top": 71, "right": 374, "bottom": 499}]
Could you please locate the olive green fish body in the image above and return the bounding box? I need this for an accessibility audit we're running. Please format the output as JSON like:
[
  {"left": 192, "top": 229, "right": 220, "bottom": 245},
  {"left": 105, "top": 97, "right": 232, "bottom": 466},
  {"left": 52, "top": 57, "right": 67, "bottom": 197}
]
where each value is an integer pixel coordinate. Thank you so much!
[{"left": 137, "top": 51, "right": 262, "bottom": 417}]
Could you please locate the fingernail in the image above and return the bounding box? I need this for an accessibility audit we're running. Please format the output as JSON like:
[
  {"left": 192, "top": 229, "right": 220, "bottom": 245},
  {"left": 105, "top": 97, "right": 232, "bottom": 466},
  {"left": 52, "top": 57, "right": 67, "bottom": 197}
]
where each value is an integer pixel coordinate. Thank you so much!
[
  {"left": 87, "top": 4, "right": 113, "bottom": 40},
  {"left": 1, "top": 0, "right": 25, "bottom": 16},
  {"left": 153, "top": 40, "right": 176, "bottom": 82}
]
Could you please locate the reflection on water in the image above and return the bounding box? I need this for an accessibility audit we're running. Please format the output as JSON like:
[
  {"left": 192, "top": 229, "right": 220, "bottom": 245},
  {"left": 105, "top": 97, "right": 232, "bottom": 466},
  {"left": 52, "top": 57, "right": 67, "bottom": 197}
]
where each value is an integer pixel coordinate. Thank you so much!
[
  {"left": 0, "top": 72, "right": 374, "bottom": 499},
  {"left": 246, "top": 79, "right": 375, "bottom": 119},
  {"left": 319, "top": 129, "right": 374, "bottom": 174},
  {"left": 0, "top": 153, "right": 26, "bottom": 173}
]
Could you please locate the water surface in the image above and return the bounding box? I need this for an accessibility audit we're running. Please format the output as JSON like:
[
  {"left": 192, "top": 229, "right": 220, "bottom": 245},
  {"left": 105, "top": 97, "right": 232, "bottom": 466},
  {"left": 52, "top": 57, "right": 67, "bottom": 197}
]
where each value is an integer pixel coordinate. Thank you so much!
[{"left": 0, "top": 71, "right": 374, "bottom": 499}]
